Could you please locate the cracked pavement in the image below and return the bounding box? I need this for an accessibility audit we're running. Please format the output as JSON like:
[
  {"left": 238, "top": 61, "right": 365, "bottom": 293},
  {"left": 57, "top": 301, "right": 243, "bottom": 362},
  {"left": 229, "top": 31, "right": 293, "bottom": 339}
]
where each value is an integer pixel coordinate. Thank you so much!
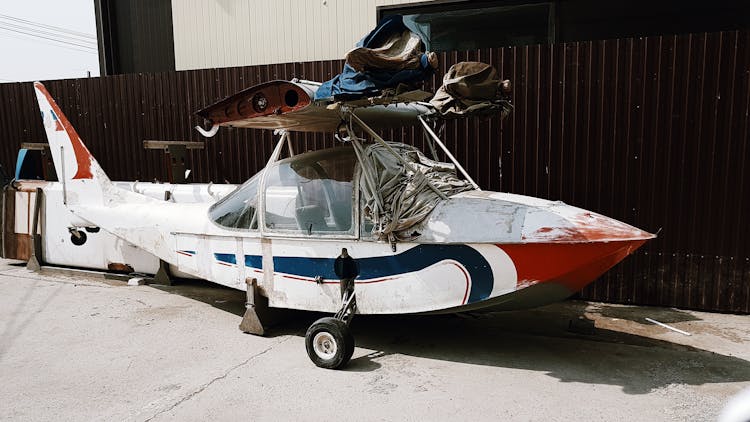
[{"left": 1, "top": 259, "right": 749, "bottom": 421}]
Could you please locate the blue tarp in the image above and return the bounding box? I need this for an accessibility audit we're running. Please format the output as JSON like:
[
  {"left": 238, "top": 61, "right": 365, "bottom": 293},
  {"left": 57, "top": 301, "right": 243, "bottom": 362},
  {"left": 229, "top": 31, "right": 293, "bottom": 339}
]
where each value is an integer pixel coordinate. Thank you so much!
[
  {"left": 14, "top": 149, "right": 27, "bottom": 180},
  {"left": 314, "top": 15, "right": 434, "bottom": 101}
]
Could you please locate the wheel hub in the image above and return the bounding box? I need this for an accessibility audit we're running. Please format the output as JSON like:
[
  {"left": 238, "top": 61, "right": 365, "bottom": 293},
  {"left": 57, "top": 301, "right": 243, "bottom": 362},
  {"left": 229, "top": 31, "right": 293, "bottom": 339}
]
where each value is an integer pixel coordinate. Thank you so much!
[{"left": 312, "top": 332, "right": 337, "bottom": 360}]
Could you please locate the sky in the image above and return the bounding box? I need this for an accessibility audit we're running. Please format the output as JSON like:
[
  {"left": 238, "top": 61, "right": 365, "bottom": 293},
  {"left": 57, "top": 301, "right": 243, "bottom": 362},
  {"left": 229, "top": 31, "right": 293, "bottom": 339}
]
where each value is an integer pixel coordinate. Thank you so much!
[{"left": 0, "top": 0, "right": 100, "bottom": 82}]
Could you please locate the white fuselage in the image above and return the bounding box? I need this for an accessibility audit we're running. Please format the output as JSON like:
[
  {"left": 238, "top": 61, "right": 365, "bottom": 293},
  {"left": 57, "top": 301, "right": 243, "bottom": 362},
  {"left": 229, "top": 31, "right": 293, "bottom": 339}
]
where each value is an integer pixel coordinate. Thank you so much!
[{"left": 26, "top": 177, "right": 650, "bottom": 315}]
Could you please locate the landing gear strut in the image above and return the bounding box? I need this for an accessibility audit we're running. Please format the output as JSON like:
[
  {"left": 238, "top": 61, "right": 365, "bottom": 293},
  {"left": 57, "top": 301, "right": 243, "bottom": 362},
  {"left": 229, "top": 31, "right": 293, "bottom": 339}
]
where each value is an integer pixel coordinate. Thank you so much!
[{"left": 305, "top": 248, "right": 358, "bottom": 369}]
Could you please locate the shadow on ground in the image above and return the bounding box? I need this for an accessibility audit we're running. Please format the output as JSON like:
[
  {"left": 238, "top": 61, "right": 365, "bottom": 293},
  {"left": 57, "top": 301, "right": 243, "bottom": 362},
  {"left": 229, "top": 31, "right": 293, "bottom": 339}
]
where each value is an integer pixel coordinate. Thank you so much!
[
  {"left": 149, "top": 279, "right": 248, "bottom": 316},
  {"left": 592, "top": 302, "right": 702, "bottom": 325},
  {"left": 153, "top": 279, "right": 750, "bottom": 395}
]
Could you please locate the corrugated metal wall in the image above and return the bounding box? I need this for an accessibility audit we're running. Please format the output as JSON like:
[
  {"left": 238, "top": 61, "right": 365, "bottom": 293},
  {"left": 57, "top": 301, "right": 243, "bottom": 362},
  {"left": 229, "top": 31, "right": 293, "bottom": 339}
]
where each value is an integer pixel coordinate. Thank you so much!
[
  {"left": 0, "top": 30, "right": 748, "bottom": 313},
  {"left": 170, "top": 0, "right": 426, "bottom": 70}
]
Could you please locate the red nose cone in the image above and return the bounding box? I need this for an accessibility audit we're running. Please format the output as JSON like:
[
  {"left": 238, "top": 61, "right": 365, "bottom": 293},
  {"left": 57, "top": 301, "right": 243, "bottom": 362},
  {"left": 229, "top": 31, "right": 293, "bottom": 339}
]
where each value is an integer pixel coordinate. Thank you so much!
[{"left": 499, "top": 239, "right": 648, "bottom": 293}]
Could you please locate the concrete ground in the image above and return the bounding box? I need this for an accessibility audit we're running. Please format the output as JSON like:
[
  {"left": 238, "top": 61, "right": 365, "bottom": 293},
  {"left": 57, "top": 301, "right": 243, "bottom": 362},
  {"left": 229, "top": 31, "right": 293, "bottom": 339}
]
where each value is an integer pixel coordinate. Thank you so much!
[{"left": 1, "top": 259, "right": 749, "bottom": 422}]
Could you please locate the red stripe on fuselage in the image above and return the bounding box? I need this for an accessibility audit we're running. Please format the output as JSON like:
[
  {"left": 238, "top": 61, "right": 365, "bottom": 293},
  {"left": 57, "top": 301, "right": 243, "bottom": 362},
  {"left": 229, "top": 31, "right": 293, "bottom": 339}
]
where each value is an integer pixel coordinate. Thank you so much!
[
  {"left": 449, "top": 262, "right": 471, "bottom": 305},
  {"left": 273, "top": 260, "right": 471, "bottom": 304},
  {"left": 278, "top": 273, "right": 396, "bottom": 284}
]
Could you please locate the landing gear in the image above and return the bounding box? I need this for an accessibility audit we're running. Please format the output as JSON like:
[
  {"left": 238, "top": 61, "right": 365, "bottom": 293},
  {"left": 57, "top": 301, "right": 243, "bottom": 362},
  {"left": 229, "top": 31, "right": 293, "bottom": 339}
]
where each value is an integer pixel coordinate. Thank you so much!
[
  {"left": 305, "top": 316, "right": 354, "bottom": 369},
  {"left": 305, "top": 248, "right": 359, "bottom": 369},
  {"left": 305, "top": 288, "right": 357, "bottom": 369}
]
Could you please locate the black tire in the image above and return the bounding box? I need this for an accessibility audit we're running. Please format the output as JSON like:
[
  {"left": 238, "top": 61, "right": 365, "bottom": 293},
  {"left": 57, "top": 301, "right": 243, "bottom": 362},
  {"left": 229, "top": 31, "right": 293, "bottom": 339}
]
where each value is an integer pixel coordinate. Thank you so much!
[
  {"left": 70, "top": 230, "right": 87, "bottom": 246},
  {"left": 305, "top": 317, "right": 355, "bottom": 369}
]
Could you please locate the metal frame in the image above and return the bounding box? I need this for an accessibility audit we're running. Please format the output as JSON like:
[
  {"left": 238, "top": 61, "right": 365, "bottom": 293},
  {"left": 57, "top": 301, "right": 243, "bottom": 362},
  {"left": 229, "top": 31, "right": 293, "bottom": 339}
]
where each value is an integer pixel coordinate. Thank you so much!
[{"left": 417, "top": 115, "right": 481, "bottom": 190}]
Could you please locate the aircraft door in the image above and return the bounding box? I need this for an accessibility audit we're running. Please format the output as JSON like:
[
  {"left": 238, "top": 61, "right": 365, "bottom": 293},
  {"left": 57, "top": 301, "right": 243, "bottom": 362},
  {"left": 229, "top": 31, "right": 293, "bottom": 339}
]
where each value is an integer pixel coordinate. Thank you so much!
[{"left": 262, "top": 147, "right": 357, "bottom": 237}]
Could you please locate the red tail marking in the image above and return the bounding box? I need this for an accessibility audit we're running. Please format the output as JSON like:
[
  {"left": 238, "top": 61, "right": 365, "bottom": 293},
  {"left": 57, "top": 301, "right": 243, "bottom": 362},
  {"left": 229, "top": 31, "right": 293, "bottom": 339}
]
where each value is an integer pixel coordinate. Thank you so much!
[{"left": 35, "top": 83, "right": 93, "bottom": 179}]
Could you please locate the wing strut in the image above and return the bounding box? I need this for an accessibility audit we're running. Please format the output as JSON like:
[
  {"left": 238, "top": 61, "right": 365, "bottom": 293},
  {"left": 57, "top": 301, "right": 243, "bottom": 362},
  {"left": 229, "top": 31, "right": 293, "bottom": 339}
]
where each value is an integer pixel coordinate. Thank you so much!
[{"left": 417, "top": 115, "right": 481, "bottom": 191}]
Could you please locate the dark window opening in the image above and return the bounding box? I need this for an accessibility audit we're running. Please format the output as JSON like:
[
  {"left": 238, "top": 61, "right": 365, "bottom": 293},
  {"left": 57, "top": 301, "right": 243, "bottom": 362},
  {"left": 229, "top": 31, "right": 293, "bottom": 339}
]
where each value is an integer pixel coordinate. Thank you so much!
[
  {"left": 395, "top": 3, "right": 552, "bottom": 51},
  {"left": 284, "top": 90, "right": 299, "bottom": 107},
  {"left": 379, "top": 0, "right": 750, "bottom": 48}
]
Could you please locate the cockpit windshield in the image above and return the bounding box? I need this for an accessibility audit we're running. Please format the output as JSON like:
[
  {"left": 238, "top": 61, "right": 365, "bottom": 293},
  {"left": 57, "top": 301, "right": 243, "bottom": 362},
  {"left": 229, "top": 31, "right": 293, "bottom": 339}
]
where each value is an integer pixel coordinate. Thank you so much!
[{"left": 209, "top": 172, "right": 261, "bottom": 230}]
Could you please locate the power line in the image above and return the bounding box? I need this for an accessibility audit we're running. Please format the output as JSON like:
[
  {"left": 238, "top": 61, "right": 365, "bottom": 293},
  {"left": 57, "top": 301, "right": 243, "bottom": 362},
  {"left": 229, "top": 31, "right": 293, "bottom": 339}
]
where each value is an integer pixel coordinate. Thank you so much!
[
  {"left": 0, "top": 24, "right": 97, "bottom": 51},
  {"left": 0, "top": 26, "right": 97, "bottom": 52},
  {"left": 0, "top": 30, "right": 98, "bottom": 54},
  {"left": 0, "top": 13, "right": 96, "bottom": 40},
  {"left": 0, "top": 20, "right": 97, "bottom": 47}
]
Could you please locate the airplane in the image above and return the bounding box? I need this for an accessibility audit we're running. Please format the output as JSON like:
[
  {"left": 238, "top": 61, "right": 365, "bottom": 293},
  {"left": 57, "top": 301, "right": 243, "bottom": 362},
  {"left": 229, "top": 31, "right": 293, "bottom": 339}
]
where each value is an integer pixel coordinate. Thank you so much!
[{"left": 32, "top": 79, "right": 654, "bottom": 369}]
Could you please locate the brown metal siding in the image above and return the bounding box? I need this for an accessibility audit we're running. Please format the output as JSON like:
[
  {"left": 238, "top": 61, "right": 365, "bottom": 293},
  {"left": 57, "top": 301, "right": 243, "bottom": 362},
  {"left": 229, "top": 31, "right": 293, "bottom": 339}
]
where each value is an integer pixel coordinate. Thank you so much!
[{"left": 0, "top": 30, "right": 748, "bottom": 313}]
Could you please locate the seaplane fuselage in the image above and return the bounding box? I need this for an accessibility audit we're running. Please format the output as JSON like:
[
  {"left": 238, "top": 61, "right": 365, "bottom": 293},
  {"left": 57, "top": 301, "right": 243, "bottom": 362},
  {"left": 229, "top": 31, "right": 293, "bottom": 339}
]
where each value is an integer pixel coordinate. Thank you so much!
[{"left": 32, "top": 81, "right": 653, "bottom": 317}]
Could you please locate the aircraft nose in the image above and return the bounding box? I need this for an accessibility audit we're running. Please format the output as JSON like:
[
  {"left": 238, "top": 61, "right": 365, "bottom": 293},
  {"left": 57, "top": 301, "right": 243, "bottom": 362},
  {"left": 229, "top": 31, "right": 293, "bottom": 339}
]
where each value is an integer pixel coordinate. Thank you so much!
[
  {"left": 523, "top": 206, "right": 655, "bottom": 243},
  {"left": 566, "top": 210, "right": 654, "bottom": 242}
]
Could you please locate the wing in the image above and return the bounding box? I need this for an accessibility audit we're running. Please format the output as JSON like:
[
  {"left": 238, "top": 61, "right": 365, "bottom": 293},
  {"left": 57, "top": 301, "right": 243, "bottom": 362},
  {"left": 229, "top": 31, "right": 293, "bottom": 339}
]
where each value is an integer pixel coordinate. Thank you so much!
[{"left": 195, "top": 80, "right": 431, "bottom": 134}]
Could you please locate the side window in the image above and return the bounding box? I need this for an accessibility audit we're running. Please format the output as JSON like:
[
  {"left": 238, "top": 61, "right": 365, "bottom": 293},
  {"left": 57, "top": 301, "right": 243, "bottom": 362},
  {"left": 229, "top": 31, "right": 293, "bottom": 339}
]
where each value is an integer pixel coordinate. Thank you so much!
[
  {"left": 264, "top": 148, "right": 356, "bottom": 235},
  {"left": 360, "top": 195, "right": 376, "bottom": 239},
  {"left": 209, "top": 174, "right": 260, "bottom": 230}
]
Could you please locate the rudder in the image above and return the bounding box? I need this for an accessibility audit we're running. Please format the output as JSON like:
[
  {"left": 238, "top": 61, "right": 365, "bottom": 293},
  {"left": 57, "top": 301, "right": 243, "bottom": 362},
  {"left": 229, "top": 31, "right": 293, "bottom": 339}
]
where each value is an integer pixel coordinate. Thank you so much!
[{"left": 33, "top": 82, "right": 111, "bottom": 204}]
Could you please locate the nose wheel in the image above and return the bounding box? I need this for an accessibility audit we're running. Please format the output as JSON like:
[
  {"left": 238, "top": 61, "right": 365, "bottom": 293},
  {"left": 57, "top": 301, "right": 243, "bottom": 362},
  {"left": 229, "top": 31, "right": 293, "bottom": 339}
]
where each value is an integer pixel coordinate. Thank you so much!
[
  {"left": 305, "top": 316, "right": 354, "bottom": 369},
  {"left": 306, "top": 249, "right": 359, "bottom": 369},
  {"left": 305, "top": 287, "right": 357, "bottom": 369}
]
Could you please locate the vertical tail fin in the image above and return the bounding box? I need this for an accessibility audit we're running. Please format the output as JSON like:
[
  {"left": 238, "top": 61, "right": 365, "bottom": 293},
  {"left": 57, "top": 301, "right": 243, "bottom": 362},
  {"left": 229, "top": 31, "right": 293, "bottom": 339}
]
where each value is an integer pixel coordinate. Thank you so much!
[{"left": 33, "top": 82, "right": 111, "bottom": 203}]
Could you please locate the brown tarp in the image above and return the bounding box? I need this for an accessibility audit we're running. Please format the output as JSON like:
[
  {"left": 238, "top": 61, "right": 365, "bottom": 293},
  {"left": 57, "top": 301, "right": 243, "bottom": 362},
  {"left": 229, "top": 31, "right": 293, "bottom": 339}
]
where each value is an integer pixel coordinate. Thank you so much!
[{"left": 430, "top": 62, "right": 512, "bottom": 119}]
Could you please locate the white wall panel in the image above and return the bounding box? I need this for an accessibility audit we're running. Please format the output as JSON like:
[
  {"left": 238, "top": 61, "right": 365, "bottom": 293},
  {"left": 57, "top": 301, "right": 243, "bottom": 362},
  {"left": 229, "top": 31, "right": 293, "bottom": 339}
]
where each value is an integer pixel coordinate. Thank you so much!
[{"left": 171, "top": 0, "right": 428, "bottom": 70}]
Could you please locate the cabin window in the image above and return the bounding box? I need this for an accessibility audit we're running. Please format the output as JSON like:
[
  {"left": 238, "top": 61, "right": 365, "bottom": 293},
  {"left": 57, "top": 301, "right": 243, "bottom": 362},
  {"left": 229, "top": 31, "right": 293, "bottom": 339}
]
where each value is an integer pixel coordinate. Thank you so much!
[
  {"left": 263, "top": 147, "right": 356, "bottom": 236},
  {"left": 360, "top": 195, "right": 376, "bottom": 239},
  {"left": 209, "top": 173, "right": 261, "bottom": 230}
]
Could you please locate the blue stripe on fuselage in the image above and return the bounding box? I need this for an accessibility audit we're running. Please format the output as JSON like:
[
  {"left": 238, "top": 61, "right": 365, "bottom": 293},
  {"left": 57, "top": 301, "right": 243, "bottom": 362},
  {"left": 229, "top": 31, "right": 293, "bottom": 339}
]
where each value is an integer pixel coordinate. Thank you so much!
[
  {"left": 245, "top": 255, "right": 262, "bottom": 269},
  {"left": 213, "top": 253, "right": 236, "bottom": 264},
  {"left": 214, "top": 245, "right": 493, "bottom": 304}
]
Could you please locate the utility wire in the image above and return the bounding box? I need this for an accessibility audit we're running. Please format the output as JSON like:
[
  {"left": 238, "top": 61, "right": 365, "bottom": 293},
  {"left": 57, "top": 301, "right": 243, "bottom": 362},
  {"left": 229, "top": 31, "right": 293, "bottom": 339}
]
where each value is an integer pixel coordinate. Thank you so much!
[
  {"left": 0, "top": 13, "right": 96, "bottom": 39},
  {"left": 0, "top": 20, "right": 97, "bottom": 46},
  {"left": 0, "top": 30, "right": 97, "bottom": 54},
  {"left": 0, "top": 24, "right": 97, "bottom": 51},
  {"left": 0, "top": 23, "right": 97, "bottom": 50}
]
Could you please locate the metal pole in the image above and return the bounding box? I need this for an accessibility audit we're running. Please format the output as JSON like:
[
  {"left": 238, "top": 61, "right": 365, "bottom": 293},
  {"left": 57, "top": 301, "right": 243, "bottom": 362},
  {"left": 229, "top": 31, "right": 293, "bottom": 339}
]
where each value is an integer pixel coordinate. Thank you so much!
[
  {"left": 286, "top": 135, "right": 295, "bottom": 157},
  {"left": 349, "top": 112, "right": 448, "bottom": 200},
  {"left": 268, "top": 131, "right": 287, "bottom": 164},
  {"left": 423, "top": 130, "right": 440, "bottom": 161},
  {"left": 257, "top": 131, "right": 288, "bottom": 232},
  {"left": 418, "top": 115, "right": 481, "bottom": 191},
  {"left": 645, "top": 318, "right": 691, "bottom": 336},
  {"left": 60, "top": 146, "right": 67, "bottom": 204}
]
